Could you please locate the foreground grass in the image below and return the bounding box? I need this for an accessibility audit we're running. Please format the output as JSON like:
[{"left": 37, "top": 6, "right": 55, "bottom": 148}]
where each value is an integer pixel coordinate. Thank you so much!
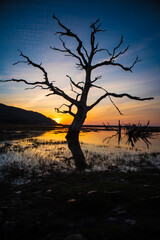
[{"left": 0, "top": 169, "right": 160, "bottom": 240}]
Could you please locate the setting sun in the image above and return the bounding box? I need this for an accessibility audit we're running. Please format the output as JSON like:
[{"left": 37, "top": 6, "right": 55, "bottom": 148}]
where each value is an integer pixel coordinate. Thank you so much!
[{"left": 53, "top": 117, "right": 62, "bottom": 124}]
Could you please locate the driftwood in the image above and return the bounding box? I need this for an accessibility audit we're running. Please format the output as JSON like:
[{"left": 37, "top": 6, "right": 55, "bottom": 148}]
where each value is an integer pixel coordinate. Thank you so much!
[
  {"left": 125, "top": 121, "right": 153, "bottom": 148},
  {"left": 103, "top": 120, "right": 153, "bottom": 148}
]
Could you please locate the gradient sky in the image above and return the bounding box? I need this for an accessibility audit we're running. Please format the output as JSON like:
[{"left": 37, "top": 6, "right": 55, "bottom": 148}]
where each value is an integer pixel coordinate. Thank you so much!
[{"left": 0, "top": 0, "right": 160, "bottom": 125}]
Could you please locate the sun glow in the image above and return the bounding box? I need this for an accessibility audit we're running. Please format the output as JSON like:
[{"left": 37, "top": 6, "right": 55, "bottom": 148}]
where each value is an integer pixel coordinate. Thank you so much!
[{"left": 53, "top": 117, "right": 62, "bottom": 124}]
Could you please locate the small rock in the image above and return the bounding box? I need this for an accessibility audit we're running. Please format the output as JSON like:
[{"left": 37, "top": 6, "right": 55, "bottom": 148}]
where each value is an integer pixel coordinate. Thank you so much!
[
  {"left": 64, "top": 234, "right": 87, "bottom": 240},
  {"left": 68, "top": 199, "right": 76, "bottom": 203},
  {"left": 120, "top": 178, "right": 128, "bottom": 183},
  {"left": 150, "top": 195, "right": 160, "bottom": 199},
  {"left": 117, "top": 210, "right": 126, "bottom": 215},
  {"left": 47, "top": 189, "right": 52, "bottom": 193},
  {"left": 15, "top": 191, "right": 21, "bottom": 194},
  {"left": 107, "top": 217, "right": 118, "bottom": 222},
  {"left": 113, "top": 206, "right": 126, "bottom": 215},
  {"left": 87, "top": 190, "right": 97, "bottom": 195},
  {"left": 125, "top": 219, "right": 136, "bottom": 225}
]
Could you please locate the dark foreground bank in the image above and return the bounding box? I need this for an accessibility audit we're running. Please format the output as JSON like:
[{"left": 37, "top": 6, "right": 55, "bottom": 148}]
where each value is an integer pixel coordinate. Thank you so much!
[{"left": 0, "top": 169, "right": 160, "bottom": 240}]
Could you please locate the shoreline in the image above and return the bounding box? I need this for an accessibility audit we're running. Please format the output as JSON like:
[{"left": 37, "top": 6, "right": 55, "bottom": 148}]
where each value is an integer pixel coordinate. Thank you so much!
[{"left": 0, "top": 124, "right": 160, "bottom": 131}]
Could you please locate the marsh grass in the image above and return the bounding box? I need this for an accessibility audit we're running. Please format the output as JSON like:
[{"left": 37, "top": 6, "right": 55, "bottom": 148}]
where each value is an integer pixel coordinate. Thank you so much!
[{"left": 0, "top": 138, "right": 160, "bottom": 184}]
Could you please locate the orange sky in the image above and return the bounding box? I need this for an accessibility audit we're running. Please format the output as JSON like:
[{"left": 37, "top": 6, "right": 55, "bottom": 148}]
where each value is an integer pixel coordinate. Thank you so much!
[{"left": 1, "top": 87, "right": 159, "bottom": 126}]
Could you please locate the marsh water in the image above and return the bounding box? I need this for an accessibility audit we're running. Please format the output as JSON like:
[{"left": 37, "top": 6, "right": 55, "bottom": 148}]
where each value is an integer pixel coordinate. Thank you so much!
[
  {"left": 38, "top": 127, "right": 160, "bottom": 152},
  {"left": 0, "top": 127, "right": 160, "bottom": 178}
]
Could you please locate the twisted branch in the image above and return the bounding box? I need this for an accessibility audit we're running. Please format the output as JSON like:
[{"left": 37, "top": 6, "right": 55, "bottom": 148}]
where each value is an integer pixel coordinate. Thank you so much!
[
  {"left": 88, "top": 91, "right": 154, "bottom": 111},
  {"left": 92, "top": 57, "right": 141, "bottom": 72},
  {"left": 66, "top": 75, "right": 83, "bottom": 91},
  {"left": 24, "top": 85, "right": 49, "bottom": 90},
  {"left": 91, "top": 75, "right": 102, "bottom": 83},
  {"left": 89, "top": 19, "right": 106, "bottom": 64},
  {"left": 92, "top": 35, "right": 141, "bottom": 72},
  {"left": 53, "top": 14, "right": 88, "bottom": 66},
  {"left": 0, "top": 50, "right": 79, "bottom": 106},
  {"left": 55, "top": 103, "right": 75, "bottom": 117},
  {"left": 90, "top": 84, "right": 123, "bottom": 115},
  {"left": 51, "top": 37, "right": 84, "bottom": 68}
]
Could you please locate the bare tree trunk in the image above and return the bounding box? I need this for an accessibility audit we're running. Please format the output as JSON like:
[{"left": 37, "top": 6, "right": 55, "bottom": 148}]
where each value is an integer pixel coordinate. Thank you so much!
[
  {"left": 65, "top": 108, "right": 88, "bottom": 170},
  {"left": 118, "top": 120, "right": 121, "bottom": 145}
]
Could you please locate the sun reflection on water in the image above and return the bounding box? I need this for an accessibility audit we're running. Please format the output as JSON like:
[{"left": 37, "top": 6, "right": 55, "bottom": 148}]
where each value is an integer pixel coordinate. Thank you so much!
[
  {"left": 0, "top": 128, "right": 160, "bottom": 175},
  {"left": 36, "top": 129, "right": 160, "bottom": 153}
]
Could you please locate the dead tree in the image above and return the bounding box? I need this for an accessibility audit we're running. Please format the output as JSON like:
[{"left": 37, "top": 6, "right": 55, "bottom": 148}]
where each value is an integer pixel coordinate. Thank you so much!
[{"left": 0, "top": 15, "right": 154, "bottom": 170}]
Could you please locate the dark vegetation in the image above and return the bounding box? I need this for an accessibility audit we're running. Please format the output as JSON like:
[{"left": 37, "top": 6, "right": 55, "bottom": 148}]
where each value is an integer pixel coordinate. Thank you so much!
[{"left": 0, "top": 169, "right": 160, "bottom": 240}]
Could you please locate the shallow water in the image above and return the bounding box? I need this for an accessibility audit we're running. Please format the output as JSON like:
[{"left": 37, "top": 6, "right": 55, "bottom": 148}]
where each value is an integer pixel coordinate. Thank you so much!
[
  {"left": 37, "top": 128, "right": 160, "bottom": 152},
  {"left": 0, "top": 128, "right": 160, "bottom": 173}
]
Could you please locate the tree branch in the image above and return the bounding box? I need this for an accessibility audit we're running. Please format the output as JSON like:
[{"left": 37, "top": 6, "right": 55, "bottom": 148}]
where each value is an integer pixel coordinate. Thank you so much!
[
  {"left": 108, "top": 96, "right": 123, "bottom": 115},
  {"left": 94, "top": 48, "right": 112, "bottom": 56},
  {"left": 89, "top": 19, "right": 106, "bottom": 64},
  {"left": 111, "top": 45, "right": 129, "bottom": 60},
  {"left": 55, "top": 103, "right": 75, "bottom": 117},
  {"left": 0, "top": 78, "right": 46, "bottom": 86},
  {"left": 0, "top": 50, "right": 79, "bottom": 106},
  {"left": 0, "top": 77, "right": 79, "bottom": 106},
  {"left": 112, "top": 35, "right": 124, "bottom": 58},
  {"left": 66, "top": 75, "right": 83, "bottom": 91},
  {"left": 88, "top": 92, "right": 154, "bottom": 111},
  {"left": 53, "top": 14, "right": 88, "bottom": 66},
  {"left": 92, "top": 36, "right": 141, "bottom": 72},
  {"left": 17, "top": 50, "right": 49, "bottom": 83},
  {"left": 67, "top": 76, "right": 82, "bottom": 101},
  {"left": 91, "top": 75, "right": 102, "bottom": 83},
  {"left": 92, "top": 56, "right": 141, "bottom": 72},
  {"left": 24, "top": 85, "right": 49, "bottom": 90},
  {"left": 90, "top": 84, "right": 123, "bottom": 115},
  {"left": 51, "top": 37, "right": 84, "bottom": 68}
]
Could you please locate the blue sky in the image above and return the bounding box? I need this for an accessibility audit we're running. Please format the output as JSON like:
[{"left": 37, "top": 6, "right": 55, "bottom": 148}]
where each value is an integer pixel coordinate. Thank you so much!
[{"left": 0, "top": 0, "right": 160, "bottom": 125}]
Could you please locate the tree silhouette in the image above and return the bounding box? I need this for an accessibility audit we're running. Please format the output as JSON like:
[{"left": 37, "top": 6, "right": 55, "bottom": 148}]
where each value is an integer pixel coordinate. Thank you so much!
[{"left": 0, "top": 15, "right": 154, "bottom": 170}]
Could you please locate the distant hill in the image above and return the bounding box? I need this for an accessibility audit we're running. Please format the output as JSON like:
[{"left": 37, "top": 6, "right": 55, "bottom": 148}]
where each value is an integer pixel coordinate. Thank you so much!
[{"left": 0, "top": 103, "right": 57, "bottom": 126}]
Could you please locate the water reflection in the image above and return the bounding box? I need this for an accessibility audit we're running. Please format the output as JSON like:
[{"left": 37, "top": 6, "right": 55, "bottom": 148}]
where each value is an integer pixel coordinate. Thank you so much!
[
  {"left": 103, "top": 125, "right": 154, "bottom": 149},
  {"left": 0, "top": 130, "right": 49, "bottom": 141},
  {"left": 0, "top": 127, "right": 160, "bottom": 176},
  {"left": 35, "top": 127, "right": 160, "bottom": 152}
]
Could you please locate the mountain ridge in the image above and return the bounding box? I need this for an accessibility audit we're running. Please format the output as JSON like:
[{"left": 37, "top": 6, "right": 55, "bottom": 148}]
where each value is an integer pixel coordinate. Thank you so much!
[{"left": 0, "top": 103, "right": 57, "bottom": 126}]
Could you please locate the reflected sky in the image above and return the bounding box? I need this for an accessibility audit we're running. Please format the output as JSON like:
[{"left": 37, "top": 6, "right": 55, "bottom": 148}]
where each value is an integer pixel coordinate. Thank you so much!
[
  {"left": 1, "top": 129, "right": 160, "bottom": 172},
  {"left": 36, "top": 129, "right": 160, "bottom": 153}
]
